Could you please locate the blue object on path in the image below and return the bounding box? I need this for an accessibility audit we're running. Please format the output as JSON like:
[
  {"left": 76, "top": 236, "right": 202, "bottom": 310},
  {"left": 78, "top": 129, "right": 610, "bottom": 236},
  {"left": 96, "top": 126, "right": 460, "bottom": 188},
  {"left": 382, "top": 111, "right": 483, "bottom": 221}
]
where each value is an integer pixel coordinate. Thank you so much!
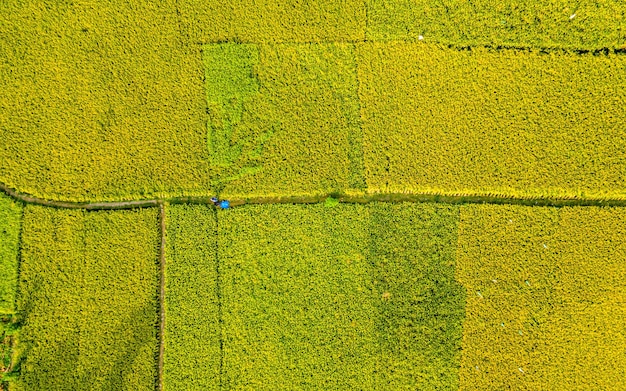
[{"left": 219, "top": 200, "right": 230, "bottom": 209}]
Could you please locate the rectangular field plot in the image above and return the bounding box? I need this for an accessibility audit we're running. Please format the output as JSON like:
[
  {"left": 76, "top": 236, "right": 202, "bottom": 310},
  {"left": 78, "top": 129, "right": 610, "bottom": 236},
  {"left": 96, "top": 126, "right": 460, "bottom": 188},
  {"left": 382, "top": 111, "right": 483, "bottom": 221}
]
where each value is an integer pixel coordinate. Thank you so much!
[
  {"left": 358, "top": 42, "right": 626, "bottom": 199},
  {"left": 367, "top": 0, "right": 626, "bottom": 49},
  {"left": 206, "top": 43, "right": 365, "bottom": 197},
  {"left": 178, "top": 0, "right": 366, "bottom": 44},
  {"left": 0, "top": 193, "right": 22, "bottom": 314},
  {"left": 456, "top": 205, "right": 626, "bottom": 390},
  {"left": 13, "top": 206, "right": 159, "bottom": 391},
  {"left": 0, "top": 1, "right": 211, "bottom": 202},
  {"left": 163, "top": 204, "right": 220, "bottom": 391},
  {"left": 217, "top": 203, "right": 465, "bottom": 389}
]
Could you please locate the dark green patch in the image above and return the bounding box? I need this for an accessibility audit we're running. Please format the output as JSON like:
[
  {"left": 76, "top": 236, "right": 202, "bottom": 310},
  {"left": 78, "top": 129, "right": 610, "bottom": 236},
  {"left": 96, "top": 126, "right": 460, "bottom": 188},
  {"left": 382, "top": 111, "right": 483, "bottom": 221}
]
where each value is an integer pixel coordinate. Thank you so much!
[{"left": 369, "top": 203, "right": 466, "bottom": 390}]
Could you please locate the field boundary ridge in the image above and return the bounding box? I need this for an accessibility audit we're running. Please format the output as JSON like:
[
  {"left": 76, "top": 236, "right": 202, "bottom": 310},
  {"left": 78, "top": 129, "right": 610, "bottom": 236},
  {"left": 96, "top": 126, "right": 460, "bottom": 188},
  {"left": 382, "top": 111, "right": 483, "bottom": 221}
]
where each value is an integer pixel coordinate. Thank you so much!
[{"left": 2, "top": 182, "right": 626, "bottom": 210}]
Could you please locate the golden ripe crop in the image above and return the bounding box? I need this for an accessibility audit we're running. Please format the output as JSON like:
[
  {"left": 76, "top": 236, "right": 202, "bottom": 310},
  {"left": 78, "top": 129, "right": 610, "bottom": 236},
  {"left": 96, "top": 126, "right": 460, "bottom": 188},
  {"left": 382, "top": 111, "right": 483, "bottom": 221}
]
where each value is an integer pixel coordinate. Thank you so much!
[
  {"left": 163, "top": 204, "right": 220, "bottom": 391},
  {"left": 358, "top": 42, "right": 626, "bottom": 199},
  {"left": 0, "top": 1, "right": 212, "bottom": 202},
  {"left": 179, "top": 0, "right": 366, "bottom": 44},
  {"left": 14, "top": 206, "right": 159, "bottom": 390},
  {"left": 456, "top": 204, "right": 626, "bottom": 390},
  {"left": 368, "top": 0, "right": 626, "bottom": 49},
  {"left": 0, "top": 193, "right": 21, "bottom": 314}
]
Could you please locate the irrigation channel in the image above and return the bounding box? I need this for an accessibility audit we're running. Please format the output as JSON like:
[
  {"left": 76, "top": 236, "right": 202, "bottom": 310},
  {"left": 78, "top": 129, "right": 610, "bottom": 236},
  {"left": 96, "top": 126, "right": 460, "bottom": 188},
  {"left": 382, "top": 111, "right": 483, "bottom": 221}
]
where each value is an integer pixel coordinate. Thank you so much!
[{"left": 2, "top": 180, "right": 625, "bottom": 390}]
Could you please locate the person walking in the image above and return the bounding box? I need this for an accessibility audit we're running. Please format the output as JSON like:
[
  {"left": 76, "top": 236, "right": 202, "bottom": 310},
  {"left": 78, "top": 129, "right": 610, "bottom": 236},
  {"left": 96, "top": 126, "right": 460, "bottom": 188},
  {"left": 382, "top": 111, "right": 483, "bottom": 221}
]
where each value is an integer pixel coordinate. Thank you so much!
[{"left": 210, "top": 197, "right": 230, "bottom": 209}]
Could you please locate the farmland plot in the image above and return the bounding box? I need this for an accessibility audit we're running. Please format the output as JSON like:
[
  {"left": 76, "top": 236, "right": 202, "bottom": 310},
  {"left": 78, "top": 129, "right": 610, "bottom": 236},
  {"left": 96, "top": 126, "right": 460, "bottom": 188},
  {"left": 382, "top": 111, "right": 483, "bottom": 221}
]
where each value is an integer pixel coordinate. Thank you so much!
[
  {"left": 0, "top": 0, "right": 211, "bottom": 202},
  {"left": 13, "top": 206, "right": 159, "bottom": 391},
  {"left": 178, "top": 0, "right": 366, "bottom": 44},
  {"left": 162, "top": 203, "right": 465, "bottom": 389},
  {"left": 358, "top": 42, "right": 626, "bottom": 199},
  {"left": 163, "top": 204, "right": 220, "bottom": 391},
  {"left": 456, "top": 205, "right": 626, "bottom": 390},
  {"left": 206, "top": 43, "right": 365, "bottom": 197},
  {"left": 0, "top": 193, "right": 22, "bottom": 315},
  {"left": 367, "top": 0, "right": 626, "bottom": 49}
]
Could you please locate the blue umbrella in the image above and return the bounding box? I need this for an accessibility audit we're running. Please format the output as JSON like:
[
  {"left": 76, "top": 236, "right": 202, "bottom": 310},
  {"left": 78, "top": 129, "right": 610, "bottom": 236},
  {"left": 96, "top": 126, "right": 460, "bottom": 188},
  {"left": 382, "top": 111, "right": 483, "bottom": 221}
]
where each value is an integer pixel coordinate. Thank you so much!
[{"left": 219, "top": 200, "right": 230, "bottom": 209}]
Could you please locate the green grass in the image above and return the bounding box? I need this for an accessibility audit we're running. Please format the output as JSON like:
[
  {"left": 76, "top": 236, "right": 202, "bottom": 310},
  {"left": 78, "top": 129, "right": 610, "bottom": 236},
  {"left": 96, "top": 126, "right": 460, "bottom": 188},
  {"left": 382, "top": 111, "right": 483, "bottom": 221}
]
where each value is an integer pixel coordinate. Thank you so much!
[
  {"left": 13, "top": 206, "right": 159, "bottom": 391},
  {"left": 164, "top": 204, "right": 220, "bottom": 391},
  {"left": 0, "top": 193, "right": 21, "bottom": 315},
  {"left": 367, "top": 0, "right": 626, "bottom": 49},
  {"left": 205, "top": 43, "right": 365, "bottom": 197},
  {"left": 216, "top": 203, "right": 465, "bottom": 389}
]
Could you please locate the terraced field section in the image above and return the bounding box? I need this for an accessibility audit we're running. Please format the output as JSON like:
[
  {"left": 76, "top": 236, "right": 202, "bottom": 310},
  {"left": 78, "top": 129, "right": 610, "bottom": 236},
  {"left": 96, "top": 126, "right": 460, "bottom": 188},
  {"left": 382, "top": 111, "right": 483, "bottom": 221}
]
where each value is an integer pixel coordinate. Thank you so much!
[
  {"left": 4, "top": 2, "right": 625, "bottom": 204},
  {"left": 367, "top": 0, "right": 626, "bottom": 49},
  {"left": 0, "top": 1, "right": 211, "bottom": 202},
  {"left": 11, "top": 206, "right": 160, "bottom": 390},
  {"left": 204, "top": 42, "right": 365, "bottom": 198},
  {"left": 164, "top": 203, "right": 465, "bottom": 390},
  {"left": 359, "top": 42, "right": 626, "bottom": 199},
  {"left": 456, "top": 205, "right": 626, "bottom": 389}
]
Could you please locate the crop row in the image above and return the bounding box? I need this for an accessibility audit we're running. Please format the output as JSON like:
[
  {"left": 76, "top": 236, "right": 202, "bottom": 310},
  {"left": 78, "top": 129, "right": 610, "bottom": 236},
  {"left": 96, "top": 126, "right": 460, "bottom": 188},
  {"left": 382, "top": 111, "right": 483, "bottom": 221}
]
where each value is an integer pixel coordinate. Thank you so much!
[
  {"left": 367, "top": 0, "right": 626, "bottom": 49},
  {"left": 181, "top": 0, "right": 625, "bottom": 49},
  {"left": 163, "top": 204, "right": 221, "bottom": 390}
]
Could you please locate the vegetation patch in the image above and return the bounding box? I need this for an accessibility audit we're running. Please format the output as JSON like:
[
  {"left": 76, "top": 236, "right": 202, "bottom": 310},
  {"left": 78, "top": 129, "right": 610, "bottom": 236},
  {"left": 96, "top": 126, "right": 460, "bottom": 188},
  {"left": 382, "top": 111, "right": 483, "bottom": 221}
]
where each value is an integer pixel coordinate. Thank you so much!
[
  {"left": 0, "top": 1, "right": 211, "bottom": 202},
  {"left": 178, "top": 0, "right": 366, "bottom": 44},
  {"left": 370, "top": 203, "right": 465, "bottom": 389},
  {"left": 216, "top": 203, "right": 464, "bottom": 389},
  {"left": 206, "top": 43, "right": 364, "bottom": 198},
  {"left": 456, "top": 205, "right": 626, "bottom": 390},
  {"left": 12, "top": 206, "right": 159, "bottom": 391},
  {"left": 0, "top": 193, "right": 22, "bottom": 315},
  {"left": 367, "top": 0, "right": 626, "bottom": 49},
  {"left": 164, "top": 204, "right": 221, "bottom": 391},
  {"left": 358, "top": 42, "right": 626, "bottom": 199}
]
